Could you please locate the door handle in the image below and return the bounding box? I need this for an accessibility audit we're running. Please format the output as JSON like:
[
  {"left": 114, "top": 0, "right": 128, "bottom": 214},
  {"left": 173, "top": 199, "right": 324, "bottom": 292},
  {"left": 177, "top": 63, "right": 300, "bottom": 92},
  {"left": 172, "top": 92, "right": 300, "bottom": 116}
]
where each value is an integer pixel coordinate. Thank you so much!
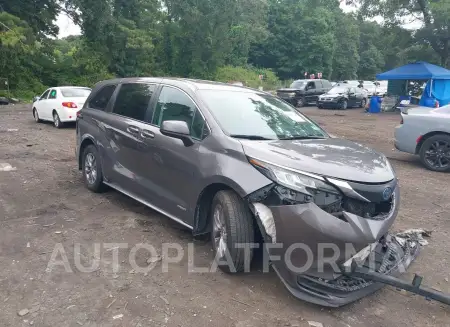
[
  {"left": 141, "top": 130, "right": 155, "bottom": 139},
  {"left": 127, "top": 125, "right": 140, "bottom": 134}
]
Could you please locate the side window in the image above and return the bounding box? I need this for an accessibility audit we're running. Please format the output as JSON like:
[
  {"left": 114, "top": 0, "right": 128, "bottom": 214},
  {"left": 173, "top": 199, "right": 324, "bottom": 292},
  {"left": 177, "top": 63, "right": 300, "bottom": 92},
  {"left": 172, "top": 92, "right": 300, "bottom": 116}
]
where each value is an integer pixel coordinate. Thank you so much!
[
  {"left": 40, "top": 89, "right": 50, "bottom": 99},
  {"left": 112, "top": 83, "right": 155, "bottom": 121},
  {"left": 89, "top": 85, "right": 116, "bottom": 110},
  {"left": 322, "top": 80, "right": 332, "bottom": 88},
  {"left": 48, "top": 89, "right": 57, "bottom": 99},
  {"left": 152, "top": 86, "right": 207, "bottom": 140},
  {"left": 315, "top": 81, "right": 323, "bottom": 89},
  {"left": 307, "top": 82, "right": 315, "bottom": 90}
]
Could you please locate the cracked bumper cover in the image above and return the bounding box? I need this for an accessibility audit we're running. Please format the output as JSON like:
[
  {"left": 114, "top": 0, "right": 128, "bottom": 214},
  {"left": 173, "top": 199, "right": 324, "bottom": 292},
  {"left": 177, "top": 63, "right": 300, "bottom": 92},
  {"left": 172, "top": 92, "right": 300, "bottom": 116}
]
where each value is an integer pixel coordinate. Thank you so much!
[{"left": 253, "top": 185, "right": 420, "bottom": 307}]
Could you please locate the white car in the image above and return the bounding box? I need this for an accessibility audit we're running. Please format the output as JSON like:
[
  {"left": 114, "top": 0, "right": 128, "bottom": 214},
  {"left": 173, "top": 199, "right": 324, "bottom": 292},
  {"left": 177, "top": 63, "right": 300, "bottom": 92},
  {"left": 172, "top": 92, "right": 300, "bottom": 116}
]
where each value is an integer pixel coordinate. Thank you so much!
[{"left": 32, "top": 86, "right": 91, "bottom": 128}]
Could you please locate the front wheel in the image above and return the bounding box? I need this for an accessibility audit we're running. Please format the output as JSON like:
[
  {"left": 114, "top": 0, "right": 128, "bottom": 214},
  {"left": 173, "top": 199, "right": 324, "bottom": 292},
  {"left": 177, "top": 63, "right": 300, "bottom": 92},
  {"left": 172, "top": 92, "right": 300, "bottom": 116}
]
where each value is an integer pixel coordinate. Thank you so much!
[
  {"left": 296, "top": 97, "right": 305, "bottom": 108},
  {"left": 419, "top": 134, "right": 450, "bottom": 172},
  {"left": 211, "top": 190, "right": 254, "bottom": 273}
]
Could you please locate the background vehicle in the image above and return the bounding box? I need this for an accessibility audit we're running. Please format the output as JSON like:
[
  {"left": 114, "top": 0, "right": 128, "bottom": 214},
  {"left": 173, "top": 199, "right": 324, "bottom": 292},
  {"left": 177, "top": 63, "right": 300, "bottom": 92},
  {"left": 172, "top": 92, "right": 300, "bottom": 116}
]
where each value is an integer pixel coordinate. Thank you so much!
[
  {"left": 318, "top": 85, "right": 367, "bottom": 109},
  {"left": 374, "top": 80, "right": 388, "bottom": 97},
  {"left": 362, "top": 81, "right": 377, "bottom": 96},
  {"left": 277, "top": 79, "right": 333, "bottom": 107},
  {"left": 77, "top": 78, "right": 403, "bottom": 307},
  {"left": 395, "top": 105, "right": 450, "bottom": 172},
  {"left": 32, "top": 86, "right": 91, "bottom": 128}
]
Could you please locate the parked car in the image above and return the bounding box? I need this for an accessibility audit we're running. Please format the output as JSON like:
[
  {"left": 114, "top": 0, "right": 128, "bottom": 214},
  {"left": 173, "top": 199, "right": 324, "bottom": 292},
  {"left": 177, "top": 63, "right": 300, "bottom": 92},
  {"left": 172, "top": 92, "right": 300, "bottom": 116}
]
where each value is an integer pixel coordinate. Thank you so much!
[
  {"left": 77, "top": 77, "right": 407, "bottom": 307},
  {"left": 395, "top": 105, "right": 450, "bottom": 172},
  {"left": 374, "top": 80, "right": 388, "bottom": 97},
  {"left": 362, "top": 81, "right": 377, "bottom": 96},
  {"left": 32, "top": 86, "right": 91, "bottom": 128},
  {"left": 277, "top": 79, "right": 333, "bottom": 107},
  {"left": 317, "top": 85, "right": 367, "bottom": 110}
]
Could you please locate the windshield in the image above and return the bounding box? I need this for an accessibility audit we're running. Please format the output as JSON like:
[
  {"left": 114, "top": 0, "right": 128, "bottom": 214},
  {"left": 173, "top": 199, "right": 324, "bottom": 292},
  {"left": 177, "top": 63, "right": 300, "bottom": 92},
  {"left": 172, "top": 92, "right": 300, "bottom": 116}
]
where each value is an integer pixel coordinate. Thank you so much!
[
  {"left": 61, "top": 88, "right": 91, "bottom": 97},
  {"left": 290, "top": 81, "right": 306, "bottom": 89},
  {"left": 328, "top": 87, "right": 349, "bottom": 94},
  {"left": 199, "top": 90, "right": 328, "bottom": 140}
]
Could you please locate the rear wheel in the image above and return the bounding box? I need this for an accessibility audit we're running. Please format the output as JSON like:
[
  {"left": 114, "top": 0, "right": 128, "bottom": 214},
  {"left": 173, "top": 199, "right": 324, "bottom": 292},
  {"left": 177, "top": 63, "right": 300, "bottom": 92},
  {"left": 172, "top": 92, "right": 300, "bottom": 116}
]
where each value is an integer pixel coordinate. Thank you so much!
[
  {"left": 53, "top": 111, "right": 63, "bottom": 129},
  {"left": 339, "top": 99, "right": 348, "bottom": 110},
  {"left": 82, "top": 145, "right": 107, "bottom": 192},
  {"left": 211, "top": 190, "right": 254, "bottom": 273},
  {"left": 360, "top": 98, "right": 367, "bottom": 108},
  {"left": 419, "top": 134, "right": 450, "bottom": 172},
  {"left": 33, "top": 108, "right": 41, "bottom": 123}
]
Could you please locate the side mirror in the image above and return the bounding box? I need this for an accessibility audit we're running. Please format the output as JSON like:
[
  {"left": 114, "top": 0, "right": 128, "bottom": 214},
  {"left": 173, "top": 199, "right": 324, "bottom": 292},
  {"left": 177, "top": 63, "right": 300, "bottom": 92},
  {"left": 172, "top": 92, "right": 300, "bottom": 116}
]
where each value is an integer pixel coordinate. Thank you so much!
[
  {"left": 160, "top": 120, "right": 194, "bottom": 146},
  {"left": 33, "top": 96, "right": 40, "bottom": 102}
]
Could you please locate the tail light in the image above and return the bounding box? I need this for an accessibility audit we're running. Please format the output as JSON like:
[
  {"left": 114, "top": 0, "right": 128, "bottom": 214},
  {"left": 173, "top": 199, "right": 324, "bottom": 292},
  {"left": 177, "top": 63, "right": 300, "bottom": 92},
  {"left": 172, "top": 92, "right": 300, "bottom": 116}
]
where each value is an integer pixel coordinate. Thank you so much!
[{"left": 62, "top": 102, "right": 77, "bottom": 108}]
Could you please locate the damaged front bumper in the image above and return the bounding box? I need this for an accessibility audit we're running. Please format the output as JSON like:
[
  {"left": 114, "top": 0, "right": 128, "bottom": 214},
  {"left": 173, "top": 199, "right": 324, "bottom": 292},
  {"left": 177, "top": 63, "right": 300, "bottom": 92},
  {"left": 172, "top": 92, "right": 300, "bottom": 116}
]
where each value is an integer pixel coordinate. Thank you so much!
[{"left": 248, "top": 184, "right": 424, "bottom": 307}]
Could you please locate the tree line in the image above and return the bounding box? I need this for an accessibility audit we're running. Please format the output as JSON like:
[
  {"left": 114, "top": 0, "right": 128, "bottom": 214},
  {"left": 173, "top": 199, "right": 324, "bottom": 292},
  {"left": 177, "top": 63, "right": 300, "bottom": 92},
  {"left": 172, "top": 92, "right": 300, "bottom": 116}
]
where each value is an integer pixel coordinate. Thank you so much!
[{"left": 0, "top": 0, "right": 448, "bottom": 99}]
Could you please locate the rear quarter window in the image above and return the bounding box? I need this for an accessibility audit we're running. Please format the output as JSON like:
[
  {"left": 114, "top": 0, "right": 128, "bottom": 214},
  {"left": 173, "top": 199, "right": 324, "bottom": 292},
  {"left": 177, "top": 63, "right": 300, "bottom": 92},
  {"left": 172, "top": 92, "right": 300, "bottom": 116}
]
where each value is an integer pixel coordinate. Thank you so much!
[{"left": 88, "top": 84, "right": 117, "bottom": 110}]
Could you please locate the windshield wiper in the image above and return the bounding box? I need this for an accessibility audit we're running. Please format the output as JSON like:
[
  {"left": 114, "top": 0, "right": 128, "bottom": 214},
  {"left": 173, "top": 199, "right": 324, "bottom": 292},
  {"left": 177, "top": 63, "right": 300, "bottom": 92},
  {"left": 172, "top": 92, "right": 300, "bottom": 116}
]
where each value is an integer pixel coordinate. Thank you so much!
[
  {"left": 279, "top": 135, "right": 326, "bottom": 140},
  {"left": 230, "top": 134, "right": 275, "bottom": 140}
]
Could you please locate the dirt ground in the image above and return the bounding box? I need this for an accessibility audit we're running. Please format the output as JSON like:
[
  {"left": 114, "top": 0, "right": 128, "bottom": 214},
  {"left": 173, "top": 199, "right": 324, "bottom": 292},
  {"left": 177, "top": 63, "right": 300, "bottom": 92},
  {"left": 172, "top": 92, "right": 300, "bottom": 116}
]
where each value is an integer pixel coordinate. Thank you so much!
[{"left": 0, "top": 104, "right": 449, "bottom": 327}]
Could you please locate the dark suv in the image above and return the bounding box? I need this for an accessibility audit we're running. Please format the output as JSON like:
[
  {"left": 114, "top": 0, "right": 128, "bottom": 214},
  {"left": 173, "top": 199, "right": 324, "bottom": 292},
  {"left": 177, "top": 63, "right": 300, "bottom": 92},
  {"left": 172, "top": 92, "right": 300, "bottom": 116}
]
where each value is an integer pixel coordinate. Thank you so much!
[
  {"left": 277, "top": 79, "right": 333, "bottom": 107},
  {"left": 76, "top": 78, "right": 415, "bottom": 307}
]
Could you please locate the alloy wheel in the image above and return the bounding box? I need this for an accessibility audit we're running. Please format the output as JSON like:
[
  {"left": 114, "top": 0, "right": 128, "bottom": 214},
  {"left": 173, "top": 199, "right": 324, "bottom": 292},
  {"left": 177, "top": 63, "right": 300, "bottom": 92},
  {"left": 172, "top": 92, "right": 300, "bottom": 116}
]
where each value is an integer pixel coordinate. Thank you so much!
[
  {"left": 53, "top": 113, "right": 60, "bottom": 128},
  {"left": 33, "top": 109, "right": 39, "bottom": 122},
  {"left": 424, "top": 140, "right": 450, "bottom": 169},
  {"left": 212, "top": 204, "right": 228, "bottom": 259},
  {"left": 84, "top": 153, "right": 98, "bottom": 185}
]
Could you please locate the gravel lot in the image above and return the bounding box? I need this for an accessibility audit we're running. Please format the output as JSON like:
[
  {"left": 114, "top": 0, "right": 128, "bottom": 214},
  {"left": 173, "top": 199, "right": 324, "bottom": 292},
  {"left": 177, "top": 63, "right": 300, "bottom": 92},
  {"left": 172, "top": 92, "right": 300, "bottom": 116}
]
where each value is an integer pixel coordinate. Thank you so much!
[{"left": 0, "top": 104, "right": 449, "bottom": 327}]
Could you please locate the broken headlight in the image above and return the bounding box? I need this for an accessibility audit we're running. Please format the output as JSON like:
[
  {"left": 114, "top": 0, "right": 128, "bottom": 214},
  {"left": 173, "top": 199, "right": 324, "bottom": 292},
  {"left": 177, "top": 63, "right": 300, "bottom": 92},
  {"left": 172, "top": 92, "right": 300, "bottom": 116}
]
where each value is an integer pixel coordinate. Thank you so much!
[{"left": 248, "top": 157, "right": 340, "bottom": 196}]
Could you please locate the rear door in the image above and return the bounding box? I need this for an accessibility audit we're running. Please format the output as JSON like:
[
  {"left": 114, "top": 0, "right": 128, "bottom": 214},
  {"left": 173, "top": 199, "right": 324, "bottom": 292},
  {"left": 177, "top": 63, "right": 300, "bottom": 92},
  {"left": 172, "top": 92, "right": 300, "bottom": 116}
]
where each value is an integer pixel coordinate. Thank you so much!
[
  {"left": 35, "top": 89, "right": 51, "bottom": 120},
  {"left": 348, "top": 87, "right": 358, "bottom": 106},
  {"left": 45, "top": 88, "right": 59, "bottom": 119},
  {"left": 103, "top": 83, "right": 156, "bottom": 194},
  {"left": 314, "top": 80, "right": 324, "bottom": 100},
  {"left": 78, "top": 83, "right": 118, "bottom": 179}
]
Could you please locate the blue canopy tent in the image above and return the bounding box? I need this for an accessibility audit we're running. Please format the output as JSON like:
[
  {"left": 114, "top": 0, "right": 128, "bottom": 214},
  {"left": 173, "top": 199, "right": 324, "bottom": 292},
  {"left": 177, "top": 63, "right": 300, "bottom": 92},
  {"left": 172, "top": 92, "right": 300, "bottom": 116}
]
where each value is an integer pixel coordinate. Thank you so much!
[{"left": 376, "top": 61, "right": 450, "bottom": 107}]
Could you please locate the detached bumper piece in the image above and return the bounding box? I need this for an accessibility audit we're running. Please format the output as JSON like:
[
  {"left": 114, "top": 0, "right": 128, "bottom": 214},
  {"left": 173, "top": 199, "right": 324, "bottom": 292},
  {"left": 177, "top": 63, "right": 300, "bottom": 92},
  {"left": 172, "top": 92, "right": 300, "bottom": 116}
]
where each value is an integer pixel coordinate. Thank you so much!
[{"left": 283, "top": 234, "right": 418, "bottom": 307}]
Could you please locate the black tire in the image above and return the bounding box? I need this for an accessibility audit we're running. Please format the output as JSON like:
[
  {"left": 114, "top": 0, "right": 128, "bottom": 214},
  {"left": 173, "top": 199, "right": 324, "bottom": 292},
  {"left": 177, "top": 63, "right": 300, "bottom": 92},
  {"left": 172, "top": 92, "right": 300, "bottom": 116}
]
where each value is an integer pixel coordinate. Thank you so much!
[
  {"left": 53, "top": 111, "right": 63, "bottom": 128},
  {"left": 82, "top": 145, "right": 107, "bottom": 192},
  {"left": 339, "top": 99, "right": 348, "bottom": 110},
  {"left": 360, "top": 98, "right": 367, "bottom": 109},
  {"left": 296, "top": 97, "right": 305, "bottom": 108},
  {"left": 419, "top": 134, "right": 450, "bottom": 172},
  {"left": 210, "top": 190, "right": 254, "bottom": 273},
  {"left": 33, "top": 108, "right": 41, "bottom": 123}
]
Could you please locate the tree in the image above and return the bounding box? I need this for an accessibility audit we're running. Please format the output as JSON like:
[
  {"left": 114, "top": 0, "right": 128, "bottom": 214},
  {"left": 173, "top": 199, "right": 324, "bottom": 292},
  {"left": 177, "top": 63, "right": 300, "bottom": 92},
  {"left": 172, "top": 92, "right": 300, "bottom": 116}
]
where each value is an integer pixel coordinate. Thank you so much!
[
  {"left": 331, "top": 13, "right": 360, "bottom": 80},
  {"left": 0, "top": 0, "right": 61, "bottom": 37},
  {"left": 347, "top": 0, "right": 450, "bottom": 67},
  {"left": 250, "top": 0, "right": 337, "bottom": 80}
]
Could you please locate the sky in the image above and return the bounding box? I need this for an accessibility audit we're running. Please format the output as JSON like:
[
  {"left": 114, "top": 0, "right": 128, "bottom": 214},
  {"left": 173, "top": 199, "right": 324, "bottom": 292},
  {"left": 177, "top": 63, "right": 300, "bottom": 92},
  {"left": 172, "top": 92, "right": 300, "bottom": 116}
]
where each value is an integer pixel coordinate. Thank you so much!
[{"left": 55, "top": 2, "right": 422, "bottom": 38}]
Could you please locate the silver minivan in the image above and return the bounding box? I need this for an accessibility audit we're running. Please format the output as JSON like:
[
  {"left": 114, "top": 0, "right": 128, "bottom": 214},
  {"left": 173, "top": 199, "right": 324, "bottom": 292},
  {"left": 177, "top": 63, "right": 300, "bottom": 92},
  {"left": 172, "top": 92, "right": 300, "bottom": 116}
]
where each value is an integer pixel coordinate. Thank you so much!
[{"left": 76, "top": 78, "right": 414, "bottom": 307}]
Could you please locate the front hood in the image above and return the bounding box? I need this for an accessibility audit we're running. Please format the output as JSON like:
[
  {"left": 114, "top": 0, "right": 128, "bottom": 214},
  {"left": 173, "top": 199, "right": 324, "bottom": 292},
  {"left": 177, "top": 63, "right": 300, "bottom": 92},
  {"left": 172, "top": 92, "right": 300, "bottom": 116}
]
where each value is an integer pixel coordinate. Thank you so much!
[{"left": 240, "top": 138, "right": 394, "bottom": 183}]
